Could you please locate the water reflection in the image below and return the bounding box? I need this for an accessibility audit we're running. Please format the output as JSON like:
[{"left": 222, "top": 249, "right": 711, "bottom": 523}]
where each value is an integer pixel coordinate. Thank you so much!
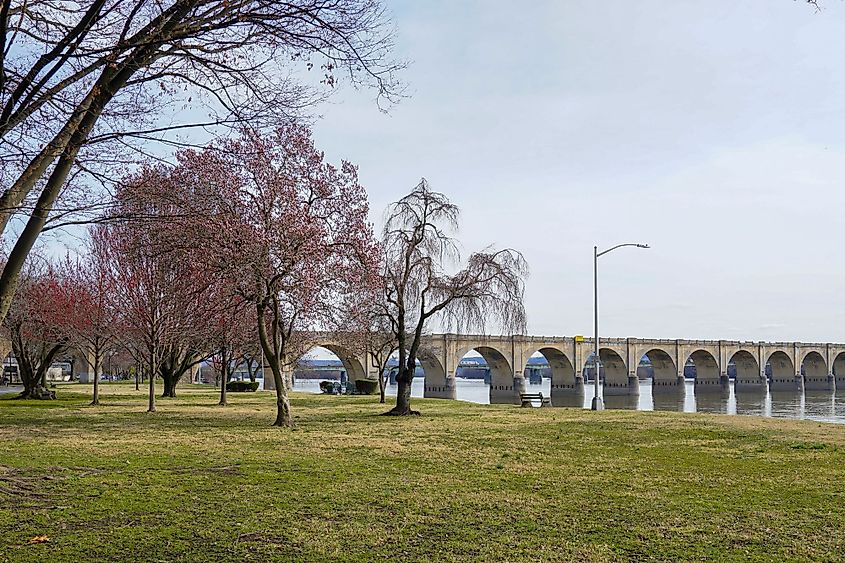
[
  {"left": 694, "top": 391, "right": 731, "bottom": 415},
  {"left": 603, "top": 394, "right": 639, "bottom": 410},
  {"left": 290, "top": 377, "right": 845, "bottom": 424}
]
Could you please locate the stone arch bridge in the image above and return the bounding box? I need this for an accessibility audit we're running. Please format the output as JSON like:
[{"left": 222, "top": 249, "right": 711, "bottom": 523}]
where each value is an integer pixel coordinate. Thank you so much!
[{"left": 270, "top": 334, "right": 845, "bottom": 404}]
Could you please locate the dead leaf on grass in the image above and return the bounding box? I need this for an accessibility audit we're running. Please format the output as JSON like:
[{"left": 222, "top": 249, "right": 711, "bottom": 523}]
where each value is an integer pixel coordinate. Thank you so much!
[{"left": 26, "top": 535, "right": 50, "bottom": 545}]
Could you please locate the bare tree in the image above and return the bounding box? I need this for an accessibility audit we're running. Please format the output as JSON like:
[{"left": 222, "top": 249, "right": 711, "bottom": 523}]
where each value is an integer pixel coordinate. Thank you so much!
[
  {"left": 380, "top": 179, "right": 528, "bottom": 416},
  {"left": 0, "top": 0, "right": 402, "bottom": 328},
  {"left": 366, "top": 301, "right": 397, "bottom": 404}
]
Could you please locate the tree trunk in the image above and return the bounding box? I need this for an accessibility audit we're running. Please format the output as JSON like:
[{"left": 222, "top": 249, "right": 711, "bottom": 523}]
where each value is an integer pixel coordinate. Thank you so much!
[
  {"left": 147, "top": 351, "right": 156, "bottom": 413},
  {"left": 91, "top": 354, "right": 100, "bottom": 406},
  {"left": 378, "top": 364, "right": 386, "bottom": 404},
  {"left": 19, "top": 378, "right": 38, "bottom": 399},
  {"left": 162, "top": 375, "right": 177, "bottom": 398},
  {"left": 271, "top": 369, "right": 292, "bottom": 427},
  {"left": 384, "top": 369, "right": 418, "bottom": 415},
  {"left": 273, "top": 393, "right": 292, "bottom": 427},
  {"left": 218, "top": 354, "right": 228, "bottom": 406}
]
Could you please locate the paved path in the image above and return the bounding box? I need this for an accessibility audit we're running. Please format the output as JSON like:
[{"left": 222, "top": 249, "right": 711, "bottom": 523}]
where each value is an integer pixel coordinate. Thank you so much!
[{"left": 0, "top": 385, "right": 21, "bottom": 395}]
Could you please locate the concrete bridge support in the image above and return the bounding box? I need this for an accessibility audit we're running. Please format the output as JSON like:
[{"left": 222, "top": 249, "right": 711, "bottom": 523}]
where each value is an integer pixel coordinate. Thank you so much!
[
  {"left": 801, "top": 351, "right": 833, "bottom": 391},
  {"left": 833, "top": 352, "right": 845, "bottom": 391},
  {"left": 604, "top": 376, "right": 639, "bottom": 396},
  {"left": 72, "top": 351, "right": 96, "bottom": 383},
  {"left": 688, "top": 349, "right": 728, "bottom": 394},
  {"left": 768, "top": 350, "right": 802, "bottom": 392},
  {"left": 423, "top": 378, "right": 457, "bottom": 399},
  {"left": 599, "top": 347, "right": 638, "bottom": 396},
  {"left": 421, "top": 346, "right": 454, "bottom": 399},
  {"left": 649, "top": 348, "right": 684, "bottom": 395},
  {"left": 731, "top": 350, "right": 767, "bottom": 393},
  {"left": 263, "top": 366, "right": 295, "bottom": 391}
]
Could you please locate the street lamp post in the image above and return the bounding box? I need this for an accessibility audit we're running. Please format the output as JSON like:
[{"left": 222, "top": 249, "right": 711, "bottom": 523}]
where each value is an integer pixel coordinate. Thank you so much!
[{"left": 592, "top": 242, "right": 650, "bottom": 411}]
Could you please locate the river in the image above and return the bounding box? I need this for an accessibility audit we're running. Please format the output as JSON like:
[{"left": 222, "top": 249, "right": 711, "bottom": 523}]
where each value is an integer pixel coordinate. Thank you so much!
[{"left": 290, "top": 377, "right": 845, "bottom": 424}]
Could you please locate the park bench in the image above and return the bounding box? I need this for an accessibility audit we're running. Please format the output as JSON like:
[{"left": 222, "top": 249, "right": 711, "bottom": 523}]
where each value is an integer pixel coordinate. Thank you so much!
[{"left": 520, "top": 392, "right": 551, "bottom": 408}]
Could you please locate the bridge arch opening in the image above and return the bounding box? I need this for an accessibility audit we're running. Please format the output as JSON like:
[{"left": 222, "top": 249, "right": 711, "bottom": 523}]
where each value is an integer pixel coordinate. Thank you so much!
[
  {"left": 636, "top": 348, "right": 680, "bottom": 394},
  {"left": 801, "top": 351, "right": 827, "bottom": 380},
  {"left": 524, "top": 347, "right": 575, "bottom": 386},
  {"left": 384, "top": 348, "right": 446, "bottom": 394},
  {"left": 686, "top": 350, "right": 719, "bottom": 381},
  {"left": 591, "top": 348, "right": 630, "bottom": 395},
  {"left": 767, "top": 351, "right": 795, "bottom": 389},
  {"left": 801, "top": 351, "right": 830, "bottom": 391},
  {"left": 686, "top": 349, "right": 725, "bottom": 393},
  {"left": 456, "top": 345, "right": 514, "bottom": 404},
  {"left": 523, "top": 347, "right": 579, "bottom": 406},
  {"left": 833, "top": 352, "right": 845, "bottom": 382},
  {"left": 296, "top": 345, "right": 367, "bottom": 388},
  {"left": 730, "top": 350, "right": 763, "bottom": 391}
]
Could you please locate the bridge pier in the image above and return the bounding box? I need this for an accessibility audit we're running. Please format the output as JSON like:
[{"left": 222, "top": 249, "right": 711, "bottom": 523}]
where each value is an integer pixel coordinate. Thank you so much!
[
  {"left": 603, "top": 376, "right": 639, "bottom": 396},
  {"left": 804, "top": 374, "right": 834, "bottom": 391},
  {"left": 424, "top": 377, "right": 457, "bottom": 399},
  {"left": 769, "top": 375, "right": 803, "bottom": 392},
  {"left": 652, "top": 376, "right": 685, "bottom": 394},
  {"left": 694, "top": 375, "right": 729, "bottom": 394},
  {"left": 550, "top": 377, "right": 584, "bottom": 407},
  {"left": 262, "top": 368, "right": 295, "bottom": 391},
  {"left": 735, "top": 378, "right": 767, "bottom": 393},
  {"left": 489, "top": 375, "right": 524, "bottom": 404}
]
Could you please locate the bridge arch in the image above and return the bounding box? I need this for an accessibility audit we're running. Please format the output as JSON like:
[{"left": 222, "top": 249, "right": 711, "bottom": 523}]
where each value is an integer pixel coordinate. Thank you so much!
[
  {"left": 638, "top": 348, "right": 678, "bottom": 383},
  {"left": 730, "top": 350, "right": 764, "bottom": 392},
  {"left": 634, "top": 347, "right": 681, "bottom": 396},
  {"left": 767, "top": 350, "right": 798, "bottom": 391},
  {"left": 833, "top": 352, "right": 845, "bottom": 385},
  {"left": 307, "top": 343, "right": 367, "bottom": 381},
  {"left": 595, "top": 348, "right": 634, "bottom": 396},
  {"left": 687, "top": 349, "right": 725, "bottom": 392},
  {"left": 686, "top": 349, "right": 719, "bottom": 380},
  {"left": 801, "top": 350, "right": 830, "bottom": 391},
  {"left": 525, "top": 346, "right": 576, "bottom": 388},
  {"left": 456, "top": 345, "right": 515, "bottom": 404},
  {"left": 524, "top": 346, "right": 581, "bottom": 406}
]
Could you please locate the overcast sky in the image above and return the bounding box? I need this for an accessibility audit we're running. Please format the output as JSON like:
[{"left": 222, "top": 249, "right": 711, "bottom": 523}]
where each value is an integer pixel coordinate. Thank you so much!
[{"left": 309, "top": 0, "right": 845, "bottom": 343}]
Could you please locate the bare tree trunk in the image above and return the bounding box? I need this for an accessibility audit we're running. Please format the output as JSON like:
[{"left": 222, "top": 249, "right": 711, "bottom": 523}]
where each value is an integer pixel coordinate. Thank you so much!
[
  {"left": 391, "top": 375, "right": 414, "bottom": 414},
  {"left": 271, "top": 369, "right": 292, "bottom": 427},
  {"left": 218, "top": 350, "right": 228, "bottom": 406},
  {"left": 147, "top": 350, "right": 156, "bottom": 413},
  {"left": 162, "top": 375, "right": 178, "bottom": 398},
  {"left": 91, "top": 354, "right": 100, "bottom": 406},
  {"left": 385, "top": 364, "right": 418, "bottom": 416},
  {"left": 378, "top": 370, "right": 386, "bottom": 404}
]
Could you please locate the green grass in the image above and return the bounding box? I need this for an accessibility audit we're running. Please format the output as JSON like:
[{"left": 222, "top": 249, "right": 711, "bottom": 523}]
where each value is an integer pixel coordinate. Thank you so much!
[{"left": 2, "top": 384, "right": 845, "bottom": 561}]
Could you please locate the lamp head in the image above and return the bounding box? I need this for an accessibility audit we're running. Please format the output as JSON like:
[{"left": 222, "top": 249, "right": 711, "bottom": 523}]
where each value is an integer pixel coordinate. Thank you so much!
[{"left": 637, "top": 244, "right": 650, "bottom": 249}]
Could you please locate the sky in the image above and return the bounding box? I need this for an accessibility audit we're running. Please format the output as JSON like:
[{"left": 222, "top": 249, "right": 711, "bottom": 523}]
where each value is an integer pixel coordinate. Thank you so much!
[{"left": 304, "top": 0, "right": 845, "bottom": 343}]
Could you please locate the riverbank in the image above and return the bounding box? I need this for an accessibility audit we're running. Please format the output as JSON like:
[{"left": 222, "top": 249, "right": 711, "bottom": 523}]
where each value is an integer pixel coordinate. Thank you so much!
[{"left": 2, "top": 384, "right": 845, "bottom": 561}]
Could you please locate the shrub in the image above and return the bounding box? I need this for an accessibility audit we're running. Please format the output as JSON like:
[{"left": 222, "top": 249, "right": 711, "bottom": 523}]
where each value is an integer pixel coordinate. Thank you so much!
[
  {"left": 354, "top": 378, "right": 378, "bottom": 395},
  {"left": 226, "top": 380, "right": 259, "bottom": 392},
  {"left": 319, "top": 380, "right": 338, "bottom": 394}
]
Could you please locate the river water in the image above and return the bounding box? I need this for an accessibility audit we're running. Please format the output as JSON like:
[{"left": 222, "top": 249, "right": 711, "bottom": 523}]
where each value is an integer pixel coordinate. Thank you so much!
[{"left": 290, "top": 377, "right": 845, "bottom": 424}]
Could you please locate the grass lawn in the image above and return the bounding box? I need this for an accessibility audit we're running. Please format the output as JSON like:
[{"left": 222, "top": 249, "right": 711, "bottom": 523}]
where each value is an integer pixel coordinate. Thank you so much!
[{"left": 2, "top": 383, "right": 845, "bottom": 561}]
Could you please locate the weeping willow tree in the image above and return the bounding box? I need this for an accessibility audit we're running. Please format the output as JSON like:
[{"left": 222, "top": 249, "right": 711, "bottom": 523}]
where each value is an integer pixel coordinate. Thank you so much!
[{"left": 380, "top": 179, "right": 528, "bottom": 416}]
